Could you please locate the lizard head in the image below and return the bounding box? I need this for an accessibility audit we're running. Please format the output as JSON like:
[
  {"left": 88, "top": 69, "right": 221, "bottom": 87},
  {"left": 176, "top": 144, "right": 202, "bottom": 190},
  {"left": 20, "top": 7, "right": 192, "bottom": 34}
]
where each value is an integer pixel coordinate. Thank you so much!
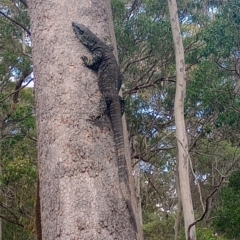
[{"left": 72, "top": 22, "right": 97, "bottom": 50}]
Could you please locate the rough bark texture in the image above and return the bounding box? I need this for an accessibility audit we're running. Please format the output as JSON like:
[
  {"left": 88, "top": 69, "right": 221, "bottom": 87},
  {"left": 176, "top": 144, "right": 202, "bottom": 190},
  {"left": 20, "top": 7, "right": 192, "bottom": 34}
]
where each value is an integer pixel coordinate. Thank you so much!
[
  {"left": 28, "top": 0, "right": 141, "bottom": 239},
  {"left": 168, "top": 0, "right": 196, "bottom": 239},
  {"left": 35, "top": 176, "right": 42, "bottom": 240}
]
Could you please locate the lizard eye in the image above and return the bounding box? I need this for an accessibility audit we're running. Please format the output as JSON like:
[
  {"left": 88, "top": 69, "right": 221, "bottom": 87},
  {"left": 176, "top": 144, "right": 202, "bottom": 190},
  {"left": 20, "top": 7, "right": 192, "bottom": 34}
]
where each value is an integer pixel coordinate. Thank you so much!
[
  {"left": 72, "top": 24, "right": 84, "bottom": 35},
  {"left": 76, "top": 27, "right": 84, "bottom": 35}
]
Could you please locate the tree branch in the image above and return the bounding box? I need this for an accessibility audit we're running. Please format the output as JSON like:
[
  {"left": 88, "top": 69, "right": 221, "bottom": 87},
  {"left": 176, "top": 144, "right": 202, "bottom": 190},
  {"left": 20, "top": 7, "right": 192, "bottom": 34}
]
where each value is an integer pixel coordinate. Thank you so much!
[
  {"left": 27, "top": 135, "right": 37, "bottom": 142},
  {"left": 187, "top": 153, "right": 240, "bottom": 239},
  {"left": 187, "top": 176, "right": 225, "bottom": 240},
  {"left": 0, "top": 214, "right": 24, "bottom": 227},
  {"left": 0, "top": 11, "right": 31, "bottom": 36},
  {"left": 0, "top": 77, "right": 33, "bottom": 104},
  {"left": 125, "top": 76, "right": 176, "bottom": 95}
]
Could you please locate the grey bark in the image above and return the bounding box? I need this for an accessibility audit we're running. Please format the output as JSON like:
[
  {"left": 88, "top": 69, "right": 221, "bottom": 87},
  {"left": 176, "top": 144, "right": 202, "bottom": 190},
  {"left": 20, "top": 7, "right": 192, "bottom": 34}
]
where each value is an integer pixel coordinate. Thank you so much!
[
  {"left": 167, "top": 0, "right": 196, "bottom": 239},
  {"left": 0, "top": 127, "right": 2, "bottom": 240},
  {"left": 174, "top": 160, "right": 182, "bottom": 240},
  {"left": 28, "top": 0, "right": 141, "bottom": 239},
  {"left": 133, "top": 157, "right": 143, "bottom": 226}
]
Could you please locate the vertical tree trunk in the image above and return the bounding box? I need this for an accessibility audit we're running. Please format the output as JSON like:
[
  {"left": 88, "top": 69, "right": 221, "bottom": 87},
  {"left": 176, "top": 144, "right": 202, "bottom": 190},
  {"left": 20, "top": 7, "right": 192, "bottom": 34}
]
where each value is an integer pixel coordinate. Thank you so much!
[
  {"left": 0, "top": 126, "right": 2, "bottom": 240},
  {"left": 28, "top": 0, "right": 141, "bottom": 239},
  {"left": 133, "top": 158, "right": 143, "bottom": 226},
  {"left": 174, "top": 161, "right": 182, "bottom": 240},
  {"left": 167, "top": 0, "right": 196, "bottom": 239}
]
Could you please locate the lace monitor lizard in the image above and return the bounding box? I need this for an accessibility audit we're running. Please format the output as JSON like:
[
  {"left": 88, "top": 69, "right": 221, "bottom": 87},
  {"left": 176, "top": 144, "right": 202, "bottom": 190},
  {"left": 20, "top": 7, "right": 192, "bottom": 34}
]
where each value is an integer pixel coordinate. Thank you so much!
[{"left": 72, "top": 22, "right": 138, "bottom": 234}]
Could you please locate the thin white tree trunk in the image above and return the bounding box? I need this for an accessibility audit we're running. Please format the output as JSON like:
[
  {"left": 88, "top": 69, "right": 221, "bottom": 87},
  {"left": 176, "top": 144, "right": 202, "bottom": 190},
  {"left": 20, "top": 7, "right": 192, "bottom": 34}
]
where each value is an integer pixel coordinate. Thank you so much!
[
  {"left": 0, "top": 128, "right": 2, "bottom": 240},
  {"left": 174, "top": 160, "right": 182, "bottom": 240},
  {"left": 167, "top": 0, "right": 196, "bottom": 239},
  {"left": 133, "top": 158, "right": 143, "bottom": 226}
]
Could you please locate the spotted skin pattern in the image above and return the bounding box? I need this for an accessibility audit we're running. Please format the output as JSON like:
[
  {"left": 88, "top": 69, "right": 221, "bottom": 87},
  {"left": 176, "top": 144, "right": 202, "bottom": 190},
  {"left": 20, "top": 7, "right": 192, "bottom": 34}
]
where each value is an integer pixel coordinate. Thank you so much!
[{"left": 72, "top": 22, "right": 137, "bottom": 233}]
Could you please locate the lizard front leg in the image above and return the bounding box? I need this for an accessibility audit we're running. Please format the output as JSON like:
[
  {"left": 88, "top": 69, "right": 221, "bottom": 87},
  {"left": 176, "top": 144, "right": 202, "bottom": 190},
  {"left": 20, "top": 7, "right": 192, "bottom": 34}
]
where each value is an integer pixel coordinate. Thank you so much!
[{"left": 81, "top": 50, "right": 103, "bottom": 70}]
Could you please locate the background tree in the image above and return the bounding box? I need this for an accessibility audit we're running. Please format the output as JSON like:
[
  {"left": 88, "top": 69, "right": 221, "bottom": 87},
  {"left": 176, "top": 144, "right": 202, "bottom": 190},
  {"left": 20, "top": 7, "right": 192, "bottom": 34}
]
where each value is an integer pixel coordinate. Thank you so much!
[{"left": 168, "top": 0, "right": 196, "bottom": 239}]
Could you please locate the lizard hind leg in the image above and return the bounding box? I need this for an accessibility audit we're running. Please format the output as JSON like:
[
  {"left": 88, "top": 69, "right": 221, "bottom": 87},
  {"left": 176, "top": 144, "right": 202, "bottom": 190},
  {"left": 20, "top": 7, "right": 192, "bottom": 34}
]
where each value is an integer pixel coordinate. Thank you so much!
[
  {"left": 101, "top": 95, "right": 111, "bottom": 116},
  {"left": 119, "top": 96, "right": 125, "bottom": 116},
  {"left": 89, "top": 96, "right": 111, "bottom": 121}
]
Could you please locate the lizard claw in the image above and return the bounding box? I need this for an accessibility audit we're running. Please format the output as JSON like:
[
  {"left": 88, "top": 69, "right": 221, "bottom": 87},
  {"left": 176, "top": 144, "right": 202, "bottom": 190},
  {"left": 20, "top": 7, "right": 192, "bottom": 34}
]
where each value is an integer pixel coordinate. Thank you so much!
[
  {"left": 88, "top": 114, "right": 101, "bottom": 121},
  {"left": 81, "top": 56, "right": 88, "bottom": 65}
]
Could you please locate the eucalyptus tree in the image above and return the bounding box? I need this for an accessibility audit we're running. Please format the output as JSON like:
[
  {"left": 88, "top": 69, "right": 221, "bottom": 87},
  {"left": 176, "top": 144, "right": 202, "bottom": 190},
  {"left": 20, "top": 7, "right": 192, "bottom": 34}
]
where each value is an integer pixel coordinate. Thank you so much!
[
  {"left": 28, "top": 0, "right": 142, "bottom": 239},
  {"left": 168, "top": 0, "right": 196, "bottom": 239}
]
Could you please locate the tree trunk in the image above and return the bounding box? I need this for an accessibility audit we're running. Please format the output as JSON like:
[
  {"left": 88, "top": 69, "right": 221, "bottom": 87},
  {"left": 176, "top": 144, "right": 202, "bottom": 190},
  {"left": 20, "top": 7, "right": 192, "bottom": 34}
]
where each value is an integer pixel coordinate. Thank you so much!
[
  {"left": 0, "top": 126, "right": 2, "bottom": 240},
  {"left": 167, "top": 0, "right": 196, "bottom": 239},
  {"left": 174, "top": 159, "right": 182, "bottom": 240},
  {"left": 133, "top": 158, "right": 143, "bottom": 226},
  {"left": 28, "top": 0, "right": 141, "bottom": 239}
]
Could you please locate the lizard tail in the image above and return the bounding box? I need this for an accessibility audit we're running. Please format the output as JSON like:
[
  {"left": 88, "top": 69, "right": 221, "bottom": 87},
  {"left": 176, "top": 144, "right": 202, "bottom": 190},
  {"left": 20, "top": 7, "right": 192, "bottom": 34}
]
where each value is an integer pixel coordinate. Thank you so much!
[
  {"left": 108, "top": 98, "right": 138, "bottom": 234},
  {"left": 118, "top": 153, "right": 138, "bottom": 233},
  {"left": 120, "top": 181, "right": 138, "bottom": 233}
]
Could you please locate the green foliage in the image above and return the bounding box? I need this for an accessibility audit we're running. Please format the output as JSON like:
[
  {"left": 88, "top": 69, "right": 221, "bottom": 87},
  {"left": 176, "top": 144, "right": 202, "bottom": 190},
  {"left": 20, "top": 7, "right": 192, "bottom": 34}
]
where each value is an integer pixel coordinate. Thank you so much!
[
  {"left": 142, "top": 211, "right": 175, "bottom": 240},
  {"left": 3, "top": 222, "right": 33, "bottom": 240},
  {"left": 202, "top": 18, "right": 236, "bottom": 58},
  {"left": 213, "top": 170, "right": 240, "bottom": 239},
  {"left": 0, "top": 1, "right": 36, "bottom": 239},
  {"left": 112, "top": 0, "right": 240, "bottom": 239},
  {"left": 192, "top": 140, "right": 240, "bottom": 177},
  {"left": 179, "top": 228, "right": 229, "bottom": 240}
]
